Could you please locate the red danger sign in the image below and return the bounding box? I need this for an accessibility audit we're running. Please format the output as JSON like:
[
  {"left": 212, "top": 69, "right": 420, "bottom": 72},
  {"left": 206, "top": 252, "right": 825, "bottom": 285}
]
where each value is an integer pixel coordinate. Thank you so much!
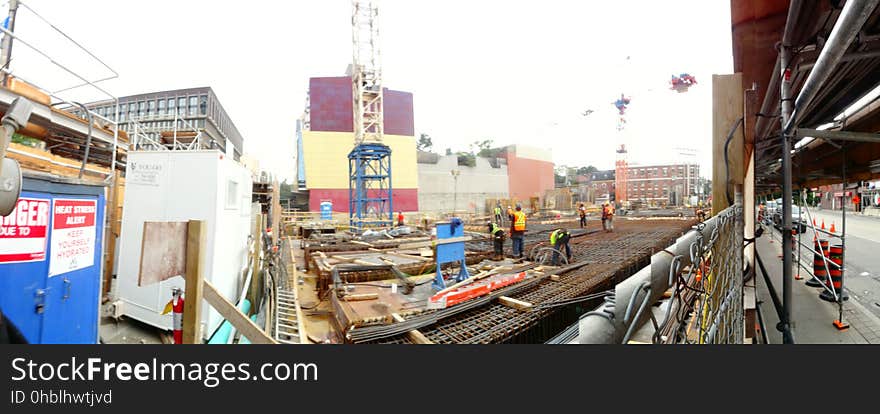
[
  {"left": 49, "top": 199, "right": 98, "bottom": 277},
  {"left": 0, "top": 197, "right": 50, "bottom": 263}
]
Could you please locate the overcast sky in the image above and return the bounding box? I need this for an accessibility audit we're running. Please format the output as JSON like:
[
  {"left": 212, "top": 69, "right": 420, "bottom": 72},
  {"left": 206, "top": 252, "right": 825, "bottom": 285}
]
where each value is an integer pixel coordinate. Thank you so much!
[{"left": 12, "top": 0, "right": 733, "bottom": 181}]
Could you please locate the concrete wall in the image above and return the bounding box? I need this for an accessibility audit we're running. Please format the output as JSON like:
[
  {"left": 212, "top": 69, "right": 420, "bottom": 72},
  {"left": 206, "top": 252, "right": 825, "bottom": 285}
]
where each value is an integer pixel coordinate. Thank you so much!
[
  {"left": 417, "top": 154, "right": 509, "bottom": 213},
  {"left": 505, "top": 145, "right": 555, "bottom": 201}
]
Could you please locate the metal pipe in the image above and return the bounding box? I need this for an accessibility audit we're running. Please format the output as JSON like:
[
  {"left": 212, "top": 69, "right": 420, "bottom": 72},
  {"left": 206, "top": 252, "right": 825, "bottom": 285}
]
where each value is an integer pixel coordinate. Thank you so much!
[
  {"left": 797, "top": 49, "right": 880, "bottom": 72},
  {"left": 784, "top": 0, "right": 880, "bottom": 134},
  {"left": 779, "top": 44, "right": 794, "bottom": 344},
  {"left": 575, "top": 207, "right": 730, "bottom": 344},
  {"left": 73, "top": 102, "right": 92, "bottom": 179},
  {"left": 0, "top": 0, "right": 19, "bottom": 86},
  {"left": 795, "top": 128, "right": 880, "bottom": 143}
]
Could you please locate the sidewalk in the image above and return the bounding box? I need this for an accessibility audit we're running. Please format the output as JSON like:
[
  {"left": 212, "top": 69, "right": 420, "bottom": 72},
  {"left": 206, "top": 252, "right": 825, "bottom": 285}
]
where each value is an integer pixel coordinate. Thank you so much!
[{"left": 755, "top": 234, "right": 880, "bottom": 344}]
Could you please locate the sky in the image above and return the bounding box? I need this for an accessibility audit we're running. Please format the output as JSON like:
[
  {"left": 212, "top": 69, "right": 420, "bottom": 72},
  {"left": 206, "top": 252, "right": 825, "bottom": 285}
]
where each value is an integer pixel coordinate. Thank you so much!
[{"left": 11, "top": 0, "right": 734, "bottom": 181}]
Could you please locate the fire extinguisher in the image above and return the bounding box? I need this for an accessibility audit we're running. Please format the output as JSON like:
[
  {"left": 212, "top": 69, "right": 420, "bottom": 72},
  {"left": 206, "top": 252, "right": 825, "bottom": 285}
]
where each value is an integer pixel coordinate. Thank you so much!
[{"left": 161, "top": 288, "right": 184, "bottom": 344}]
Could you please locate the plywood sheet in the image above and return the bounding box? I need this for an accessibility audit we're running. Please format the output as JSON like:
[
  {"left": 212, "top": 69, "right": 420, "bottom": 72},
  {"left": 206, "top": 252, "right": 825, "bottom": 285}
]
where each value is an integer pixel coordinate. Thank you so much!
[{"left": 138, "top": 221, "right": 187, "bottom": 287}]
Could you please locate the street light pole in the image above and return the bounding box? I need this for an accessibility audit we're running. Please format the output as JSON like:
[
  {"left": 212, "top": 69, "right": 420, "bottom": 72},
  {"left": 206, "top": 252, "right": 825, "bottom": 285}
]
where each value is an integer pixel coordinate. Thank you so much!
[{"left": 451, "top": 169, "right": 460, "bottom": 215}]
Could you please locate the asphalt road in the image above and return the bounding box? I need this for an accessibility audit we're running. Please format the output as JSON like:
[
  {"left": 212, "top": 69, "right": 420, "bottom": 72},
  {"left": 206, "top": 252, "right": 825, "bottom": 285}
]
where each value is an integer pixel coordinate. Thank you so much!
[{"left": 774, "top": 208, "right": 880, "bottom": 320}]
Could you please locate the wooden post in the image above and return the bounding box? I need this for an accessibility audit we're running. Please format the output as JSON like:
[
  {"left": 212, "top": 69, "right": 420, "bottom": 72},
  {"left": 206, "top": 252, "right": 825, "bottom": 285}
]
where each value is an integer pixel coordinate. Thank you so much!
[
  {"left": 182, "top": 220, "right": 206, "bottom": 344},
  {"left": 102, "top": 171, "right": 122, "bottom": 297},
  {"left": 712, "top": 73, "right": 744, "bottom": 215},
  {"left": 248, "top": 214, "right": 263, "bottom": 311}
]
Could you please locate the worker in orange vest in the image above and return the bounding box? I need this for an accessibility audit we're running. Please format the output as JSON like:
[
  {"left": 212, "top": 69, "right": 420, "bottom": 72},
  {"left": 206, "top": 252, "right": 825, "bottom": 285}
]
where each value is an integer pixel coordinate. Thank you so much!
[
  {"left": 602, "top": 202, "right": 614, "bottom": 232},
  {"left": 578, "top": 203, "right": 587, "bottom": 228},
  {"left": 511, "top": 205, "right": 527, "bottom": 258},
  {"left": 397, "top": 211, "right": 405, "bottom": 227}
]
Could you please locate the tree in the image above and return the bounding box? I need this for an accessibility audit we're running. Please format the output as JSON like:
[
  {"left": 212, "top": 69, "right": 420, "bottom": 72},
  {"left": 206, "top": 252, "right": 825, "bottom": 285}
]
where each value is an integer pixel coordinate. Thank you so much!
[
  {"left": 576, "top": 165, "right": 598, "bottom": 175},
  {"left": 469, "top": 139, "right": 496, "bottom": 157},
  {"left": 279, "top": 180, "right": 293, "bottom": 200},
  {"left": 417, "top": 133, "right": 433, "bottom": 152}
]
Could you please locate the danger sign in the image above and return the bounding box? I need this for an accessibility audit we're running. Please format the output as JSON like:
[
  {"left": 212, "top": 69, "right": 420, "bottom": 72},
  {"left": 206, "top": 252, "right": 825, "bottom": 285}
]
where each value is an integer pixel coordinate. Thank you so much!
[
  {"left": 0, "top": 197, "right": 50, "bottom": 264},
  {"left": 49, "top": 199, "right": 98, "bottom": 277}
]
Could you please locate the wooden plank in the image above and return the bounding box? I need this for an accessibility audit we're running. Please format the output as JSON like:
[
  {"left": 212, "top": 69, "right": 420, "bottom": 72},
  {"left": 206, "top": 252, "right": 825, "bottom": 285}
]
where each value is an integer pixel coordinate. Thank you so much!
[
  {"left": 102, "top": 170, "right": 122, "bottom": 296},
  {"left": 182, "top": 220, "right": 206, "bottom": 344},
  {"left": 550, "top": 275, "right": 561, "bottom": 281},
  {"left": 392, "top": 313, "right": 433, "bottom": 344},
  {"left": 712, "top": 73, "right": 744, "bottom": 215},
  {"left": 498, "top": 296, "right": 533, "bottom": 311},
  {"left": 203, "top": 279, "right": 278, "bottom": 344},
  {"left": 342, "top": 293, "right": 379, "bottom": 302},
  {"left": 397, "top": 236, "right": 472, "bottom": 250},
  {"left": 248, "top": 214, "right": 263, "bottom": 310}
]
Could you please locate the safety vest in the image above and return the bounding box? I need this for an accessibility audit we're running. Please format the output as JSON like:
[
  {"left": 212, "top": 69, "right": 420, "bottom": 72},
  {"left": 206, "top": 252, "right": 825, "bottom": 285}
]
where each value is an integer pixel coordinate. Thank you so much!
[
  {"left": 494, "top": 207, "right": 502, "bottom": 216},
  {"left": 490, "top": 223, "right": 504, "bottom": 237},
  {"left": 513, "top": 211, "right": 526, "bottom": 231},
  {"left": 550, "top": 229, "right": 568, "bottom": 245},
  {"left": 604, "top": 205, "right": 614, "bottom": 216},
  {"left": 507, "top": 208, "right": 514, "bottom": 216}
]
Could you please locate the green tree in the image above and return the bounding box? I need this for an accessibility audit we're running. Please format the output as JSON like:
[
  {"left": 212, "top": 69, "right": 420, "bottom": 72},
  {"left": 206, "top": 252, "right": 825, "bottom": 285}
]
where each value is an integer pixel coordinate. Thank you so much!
[
  {"left": 576, "top": 165, "right": 598, "bottom": 175},
  {"left": 417, "top": 133, "right": 433, "bottom": 152},
  {"left": 469, "top": 139, "right": 496, "bottom": 157}
]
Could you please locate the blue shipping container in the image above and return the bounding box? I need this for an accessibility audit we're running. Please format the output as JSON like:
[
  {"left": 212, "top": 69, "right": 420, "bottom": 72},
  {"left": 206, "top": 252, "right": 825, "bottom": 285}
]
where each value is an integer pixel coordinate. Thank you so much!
[{"left": 0, "top": 172, "right": 105, "bottom": 344}]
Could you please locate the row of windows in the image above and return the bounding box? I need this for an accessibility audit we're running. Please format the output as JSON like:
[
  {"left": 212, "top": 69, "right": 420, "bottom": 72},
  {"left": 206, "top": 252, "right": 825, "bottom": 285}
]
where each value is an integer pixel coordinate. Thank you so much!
[
  {"left": 122, "top": 119, "right": 207, "bottom": 133},
  {"left": 89, "top": 94, "right": 218, "bottom": 123},
  {"left": 629, "top": 166, "right": 699, "bottom": 177}
]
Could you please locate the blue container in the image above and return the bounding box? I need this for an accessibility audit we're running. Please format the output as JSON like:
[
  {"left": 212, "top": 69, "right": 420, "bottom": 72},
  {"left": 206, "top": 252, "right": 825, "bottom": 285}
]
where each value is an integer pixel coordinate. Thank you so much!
[
  {"left": 320, "top": 201, "right": 332, "bottom": 220},
  {"left": 0, "top": 172, "right": 105, "bottom": 344}
]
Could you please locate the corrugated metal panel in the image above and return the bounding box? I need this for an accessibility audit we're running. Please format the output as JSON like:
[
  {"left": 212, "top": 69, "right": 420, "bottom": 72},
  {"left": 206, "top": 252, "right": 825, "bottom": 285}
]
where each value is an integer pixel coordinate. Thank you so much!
[{"left": 301, "top": 131, "right": 419, "bottom": 189}]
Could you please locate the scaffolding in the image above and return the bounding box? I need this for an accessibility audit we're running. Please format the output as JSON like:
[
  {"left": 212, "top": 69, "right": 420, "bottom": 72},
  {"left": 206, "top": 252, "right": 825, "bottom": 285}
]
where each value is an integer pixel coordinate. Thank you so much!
[{"left": 348, "top": 143, "right": 392, "bottom": 229}]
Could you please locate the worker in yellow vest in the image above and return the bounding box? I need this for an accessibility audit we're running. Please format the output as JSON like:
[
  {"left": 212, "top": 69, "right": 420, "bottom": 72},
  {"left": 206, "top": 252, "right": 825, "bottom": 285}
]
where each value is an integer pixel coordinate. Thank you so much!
[
  {"left": 550, "top": 228, "right": 571, "bottom": 265},
  {"left": 487, "top": 221, "right": 506, "bottom": 259},
  {"left": 494, "top": 204, "right": 504, "bottom": 224},
  {"left": 511, "top": 205, "right": 526, "bottom": 258}
]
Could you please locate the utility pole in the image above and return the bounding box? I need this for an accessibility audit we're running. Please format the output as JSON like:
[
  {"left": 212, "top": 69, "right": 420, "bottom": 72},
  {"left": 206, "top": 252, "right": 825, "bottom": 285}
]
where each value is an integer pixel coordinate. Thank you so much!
[
  {"left": 0, "top": 0, "right": 19, "bottom": 87},
  {"left": 451, "top": 169, "right": 460, "bottom": 215}
]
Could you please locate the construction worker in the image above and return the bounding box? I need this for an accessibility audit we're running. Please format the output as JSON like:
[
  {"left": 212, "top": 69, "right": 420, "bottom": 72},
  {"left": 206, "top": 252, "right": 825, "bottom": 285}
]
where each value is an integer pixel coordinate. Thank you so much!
[
  {"left": 578, "top": 203, "right": 587, "bottom": 228},
  {"left": 397, "top": 211, "right": 405, "bottom": 227},
  {"left": 602, "top": 202, "right": 614, "bottom": 232},
  {"left": 507, "top": 205, "right": 514, "bottom": 223},
  {"left": 488, "top": 221, "right": 506, "bottom": 259},
  {"left": 550, "top": 228, "right": 572, "bottom": 265},
  {"left": 494, "top": 204, "right": 504, "bottom": 224},
  {"left": 511, "top": 205, "right": 526, "bottom": 258}
]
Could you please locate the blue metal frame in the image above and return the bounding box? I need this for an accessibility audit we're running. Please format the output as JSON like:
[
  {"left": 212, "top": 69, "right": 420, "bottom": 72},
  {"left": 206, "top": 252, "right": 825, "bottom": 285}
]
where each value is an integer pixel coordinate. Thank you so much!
[
  {"left": 348, "top": 143, "right": 393, "bottom": 230},
  {"left": 432, "top": 219, "right": 470, "bottom": 290}
]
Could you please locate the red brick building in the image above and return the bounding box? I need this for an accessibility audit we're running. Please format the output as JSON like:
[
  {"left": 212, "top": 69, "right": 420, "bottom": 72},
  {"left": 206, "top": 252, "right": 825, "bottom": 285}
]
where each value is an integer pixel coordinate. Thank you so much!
[{"left": 626, "top": 163, "right": 700, "bottom": 206}]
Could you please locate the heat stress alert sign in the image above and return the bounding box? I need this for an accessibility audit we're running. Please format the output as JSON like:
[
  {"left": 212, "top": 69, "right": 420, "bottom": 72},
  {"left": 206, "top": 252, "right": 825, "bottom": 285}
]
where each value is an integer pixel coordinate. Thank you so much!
[
  {"left": 49, "top": 199, "right": 97, "bottom": 277},
  {"left": 0, "top": 197, "right": 50, "bottom": 264}
]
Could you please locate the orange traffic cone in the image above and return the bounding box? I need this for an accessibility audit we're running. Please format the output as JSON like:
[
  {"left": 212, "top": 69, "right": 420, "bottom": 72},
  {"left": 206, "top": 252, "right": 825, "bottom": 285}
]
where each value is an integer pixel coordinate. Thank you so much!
[
  {"left": 821, "top": 219, "right": 825, "bottom": 230},
  {"left": 830, "top": 222, "right": 836, "bottom": 234},
  {"left": 813, "top": 218, "right": 817, "bottom": 226}
]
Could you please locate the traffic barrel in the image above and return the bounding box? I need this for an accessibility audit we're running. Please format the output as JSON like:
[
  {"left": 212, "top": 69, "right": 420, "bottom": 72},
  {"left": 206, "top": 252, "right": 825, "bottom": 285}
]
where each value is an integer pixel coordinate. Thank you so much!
[
  {"left": 820, "top": 245, "right": 848, "bottom": 302},
  {"left": 806, "top": 239, "right": 829, "bottom": 287}
]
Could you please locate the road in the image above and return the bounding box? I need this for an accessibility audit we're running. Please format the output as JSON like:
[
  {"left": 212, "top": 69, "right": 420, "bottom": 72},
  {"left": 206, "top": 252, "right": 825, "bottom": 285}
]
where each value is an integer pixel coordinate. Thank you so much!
[{"left": 773, "top": 208, "right": 880, "bottom": 320}]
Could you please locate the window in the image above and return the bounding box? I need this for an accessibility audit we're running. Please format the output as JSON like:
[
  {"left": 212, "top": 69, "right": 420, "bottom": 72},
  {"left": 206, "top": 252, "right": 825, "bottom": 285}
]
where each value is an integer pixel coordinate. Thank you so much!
[
  {"left": 168, "top": 98, "right": 175, "bottom": 114},
  {"left": 225, "top": 179, "right": 239, "bottom": 209},
  {"left": 148, "top": 100, "right": 156, "bottom": 117},
  {"left": 158, "top": 99, "right": 166, "bottom": 115},
  {"left": 199, "top": 95, "right": 207, "bottom": 115},
  {"left": 138, "top": 101, "right": 146, "bottom": 117},
  {"left": 189, "top": 96, "right": 198, "bottom": 116},
  {"left": 178, "top": 97, "right": 186, "bottom": 115}
]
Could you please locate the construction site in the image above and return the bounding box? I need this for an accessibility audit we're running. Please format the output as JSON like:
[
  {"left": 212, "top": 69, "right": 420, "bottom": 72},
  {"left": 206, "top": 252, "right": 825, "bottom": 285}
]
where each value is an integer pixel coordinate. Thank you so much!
[{"left": 2, "top": 0, "right": 880, "bottom": 348}]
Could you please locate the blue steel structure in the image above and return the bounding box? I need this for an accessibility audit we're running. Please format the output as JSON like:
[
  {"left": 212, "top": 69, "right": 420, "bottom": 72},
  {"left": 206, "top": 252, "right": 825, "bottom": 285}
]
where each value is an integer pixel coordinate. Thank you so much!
[
  {"left": 348, "top": 143, "right": 393, "bottom": 230},
  {"left": 432, "top": 218, "right": 470, "bottom": 290},
  {"left": 0, "top": 172, "right": 105, "bottom": 343}
]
